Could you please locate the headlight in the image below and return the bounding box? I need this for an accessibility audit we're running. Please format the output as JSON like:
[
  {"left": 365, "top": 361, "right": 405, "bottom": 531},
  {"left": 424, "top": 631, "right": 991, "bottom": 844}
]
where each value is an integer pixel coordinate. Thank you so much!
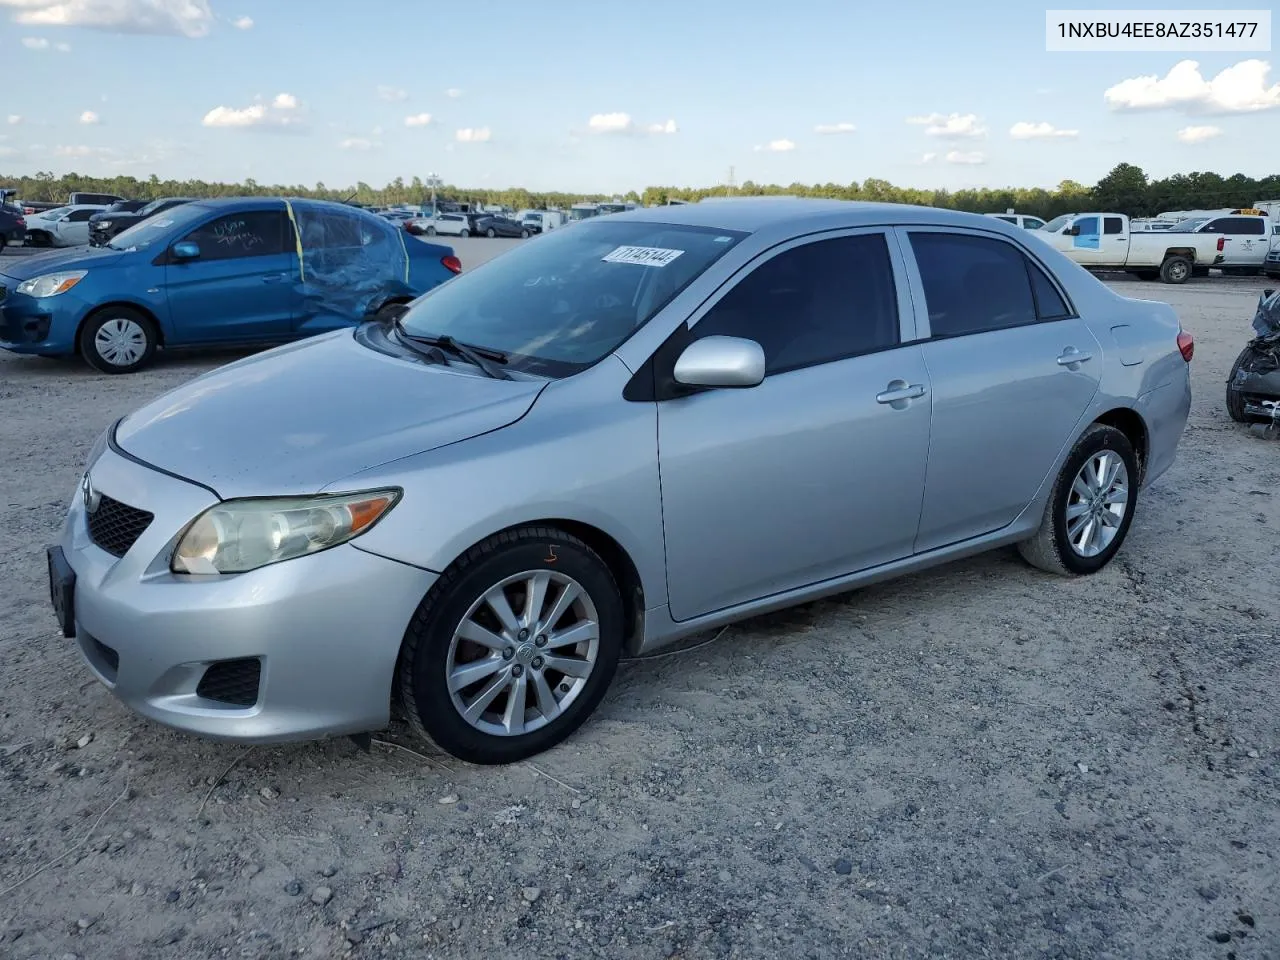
[
  {"left": 17, "top": 270, "right": 87, "bottom": 298},
  {"left": 171, "top": 489, "right": 400, "bottom": 575}
]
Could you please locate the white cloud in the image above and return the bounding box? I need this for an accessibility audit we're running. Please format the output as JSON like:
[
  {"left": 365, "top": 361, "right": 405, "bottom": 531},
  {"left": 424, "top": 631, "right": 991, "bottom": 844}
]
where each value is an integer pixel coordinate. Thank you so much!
[
  {"left": 814, "top": 122, "right": 856, "bottom": 134},
  {"left": 945, "top": 149, "right": 986, "bottom": 164},
  {"left": 1176, "top": 124, "right": 1223, "bottom": 144},
  {"left": 78, "top": 109, "right": 99, "bottom": 124},
  {"left": 202, "top": 93, "right": 304, "bottom": 129},
  {"left": 7, "top": 114, "right": 21, "bottom": 124},
  {"left": 1104, "top": 59, "right": 1280, "bottom": 113},
  {"left": 339, "top": 137, "right": 379, "bottom": 150},
  {"left": 588, "top": 112, "right": 633, "bottom": 133},
  {"left": 1, "top": 0, "right": 214, "bottom": 37},
  {"left": 404, "top": 112, "right": 433, "bottom": 127},
  {"left": 21, "top": 36, "right": 48, "bottom": 48},
  {"left": 231, "top": 14, "right": 251, "bottom": 29},
  {"left": 54, "top": 144, "right": 98, "bottom": 157},
  {"left": 921, "top": 152, "right": 937, "bottom": 163},
  {"left": 377, "top": 85, "right": 407, "bottom": 102},
  {"left": 907, "top": 112, "right": 987, "bottom": 139},
  {"left": 446, "top": 87, "right": 462, "bottom": 98},
  {"left": 0, "top": 145, "right": 17, "bottom": 157},
  {"left": 1009, "top": 121, "right": 1078, "bottom": 140},
  {"left": 754, "top": 139, "right": 796, "bottom": 152},
  {"left": 587, "top": 112, "right": 679, "bottom": 136},
  {"left": 455, "top": 126, "right": 491, "bottom": 143}
]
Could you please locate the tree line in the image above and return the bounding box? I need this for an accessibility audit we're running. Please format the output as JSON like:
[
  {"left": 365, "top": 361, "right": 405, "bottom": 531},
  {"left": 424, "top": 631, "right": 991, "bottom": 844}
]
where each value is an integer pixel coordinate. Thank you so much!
[{"left": 4, "top": 164, "right": 1278, "bottom": 218}]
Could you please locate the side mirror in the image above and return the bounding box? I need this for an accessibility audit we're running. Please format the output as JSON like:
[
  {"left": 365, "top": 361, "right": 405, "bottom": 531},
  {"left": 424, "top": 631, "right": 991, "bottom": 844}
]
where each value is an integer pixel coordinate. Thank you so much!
[
  {"left": 172, "top": 241, "right": 200, "bottom": 260},
  {"left": 672, "top": 336, "right": 766, "bottom": 389},
  {"left": 1065, "top": 225, "right": 1080, "bottom": 237}
]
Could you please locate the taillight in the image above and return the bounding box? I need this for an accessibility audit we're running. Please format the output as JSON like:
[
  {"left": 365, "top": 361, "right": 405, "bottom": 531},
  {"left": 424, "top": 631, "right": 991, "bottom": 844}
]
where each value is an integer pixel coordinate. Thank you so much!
[
  {"left": 441, "top": 255, "right": 462, "bottom": 274},
  {"left": 16, "top": 217, "right": 24, "bottom": 227},
  {"left": 1217, "top": 236, "right": 1225, "bottom": 251},
  {"left": 1177, "top": 330, "right": 1194, "bottom": 362}
]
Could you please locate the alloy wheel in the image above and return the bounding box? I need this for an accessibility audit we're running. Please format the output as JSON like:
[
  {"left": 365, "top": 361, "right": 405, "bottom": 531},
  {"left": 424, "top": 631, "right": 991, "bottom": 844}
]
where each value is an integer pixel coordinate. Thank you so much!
[
  {"left": 446, "top": 570, "right": 600, "bottom": 737},
  {"left": 1064, "top": 450, "right": 1129, "bottom": 558}
]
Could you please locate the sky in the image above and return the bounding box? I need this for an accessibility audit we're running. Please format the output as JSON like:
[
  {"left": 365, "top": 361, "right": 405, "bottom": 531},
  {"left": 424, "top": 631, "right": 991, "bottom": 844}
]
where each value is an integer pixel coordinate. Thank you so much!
[{"left": 1, "top": 0, "right": 1279, "bottom": 194}]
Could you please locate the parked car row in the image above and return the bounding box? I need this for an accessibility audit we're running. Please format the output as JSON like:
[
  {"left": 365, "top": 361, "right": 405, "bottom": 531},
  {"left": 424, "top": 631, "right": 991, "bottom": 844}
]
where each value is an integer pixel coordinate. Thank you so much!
[
  {"left": 89, "top": 197, "right": 195, "bottom": 246},
  {"left": 405, "top": 210, "right": 536, "bottom": 239},
  {"left": 0, "top": 197, "right": 462, "bottom": 373}
]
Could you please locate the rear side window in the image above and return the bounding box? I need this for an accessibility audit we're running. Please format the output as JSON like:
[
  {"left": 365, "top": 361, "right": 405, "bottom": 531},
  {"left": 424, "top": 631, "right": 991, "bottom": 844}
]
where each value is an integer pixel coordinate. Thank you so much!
[
  {"left": 66, "top": 209, "right": 96, "bottom": 222},
  {"left": 1027, "top": 259, "right": 1072, "bottom": 320},
  {"left": 910, "top": 232, "right": 1038, "bottom": 337},
  {"left": 1104, "top": 217, "right": 1124, "bottom": 235},
  {"left": 1225, "top": 217, "right": 1266, "bottom": 235},
  {"left": 693, "top": 233, "right": 900, "bottom": 375}
]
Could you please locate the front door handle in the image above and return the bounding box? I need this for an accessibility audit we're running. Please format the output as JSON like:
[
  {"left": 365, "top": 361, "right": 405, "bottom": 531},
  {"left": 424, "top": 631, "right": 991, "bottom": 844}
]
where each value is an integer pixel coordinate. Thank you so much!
[
  {"left": 876, "top": 380, "right": 927, "bottom": 405},
  {"left": 1056, "top": 347, "right": 1093, "bottom": 366},
  {"left": 262, "top": 273, "right": 288, "bottom": 283}
]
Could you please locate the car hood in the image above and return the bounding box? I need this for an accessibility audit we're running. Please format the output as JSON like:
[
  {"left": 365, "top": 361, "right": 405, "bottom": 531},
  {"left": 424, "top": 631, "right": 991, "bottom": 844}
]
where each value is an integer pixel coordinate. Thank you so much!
[
  {"left": 0, "top": 245, "right": 126, "bottom": 280},
  {"left": 91, "top": 211, "right": 138, "bottom": 223},
  {"left": 114, "top": 330, "right": 548, "bottom": 499}
]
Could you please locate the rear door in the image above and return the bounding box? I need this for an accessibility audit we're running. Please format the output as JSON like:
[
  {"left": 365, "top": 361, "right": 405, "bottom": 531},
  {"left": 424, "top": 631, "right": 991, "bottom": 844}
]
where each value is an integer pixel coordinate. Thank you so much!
[
  {"left": 162, "top": 208, "right": 299, "bottom": 343},
  {"left": 60, "top": 208, "right": 97, "bottom": 246},
  {"left": 1202, "top": 216, "right": 1269, "bottom": 267},
  {"left": 898, "top": 227, "right": 1103, "bottom": 553}
]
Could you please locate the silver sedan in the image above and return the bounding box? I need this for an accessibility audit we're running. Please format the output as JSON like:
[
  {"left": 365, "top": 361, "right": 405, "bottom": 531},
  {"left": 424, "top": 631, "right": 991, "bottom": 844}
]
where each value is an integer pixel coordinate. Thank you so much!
[{"left": 48, "top": 199, "right": 1193, "bottom": 764}]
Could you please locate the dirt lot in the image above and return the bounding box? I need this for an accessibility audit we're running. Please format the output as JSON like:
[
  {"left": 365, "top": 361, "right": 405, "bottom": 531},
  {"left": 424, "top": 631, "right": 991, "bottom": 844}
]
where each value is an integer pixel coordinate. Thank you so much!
[{"left": 1, "top": 253, "right": 1277, "bottom": 960}]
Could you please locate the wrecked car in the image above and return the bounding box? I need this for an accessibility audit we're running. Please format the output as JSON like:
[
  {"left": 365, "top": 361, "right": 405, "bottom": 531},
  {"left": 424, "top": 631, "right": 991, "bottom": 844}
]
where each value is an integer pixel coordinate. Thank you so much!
[
  {"left": 0, "top": 197, "right": 462, "bottom": 373},
  {"left": 1226, "top": 288, "right": 1280, "bottom": 425}
]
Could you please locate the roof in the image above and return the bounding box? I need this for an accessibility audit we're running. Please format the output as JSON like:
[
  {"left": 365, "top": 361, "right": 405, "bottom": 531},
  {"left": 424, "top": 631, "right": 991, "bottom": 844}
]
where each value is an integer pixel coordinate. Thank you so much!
[
  {"left": 185, "top": 196, "right": 366, "bottom": 213},
  {"left": 611, "top": 197, "right": 1010, "bottom": 233}
]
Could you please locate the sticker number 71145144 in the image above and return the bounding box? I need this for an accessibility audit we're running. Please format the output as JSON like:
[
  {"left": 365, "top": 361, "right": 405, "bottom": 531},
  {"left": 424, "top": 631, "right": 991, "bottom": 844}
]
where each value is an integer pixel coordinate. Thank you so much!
[{"left": 601, "top": 245, "right": 685, "bottom": 267}]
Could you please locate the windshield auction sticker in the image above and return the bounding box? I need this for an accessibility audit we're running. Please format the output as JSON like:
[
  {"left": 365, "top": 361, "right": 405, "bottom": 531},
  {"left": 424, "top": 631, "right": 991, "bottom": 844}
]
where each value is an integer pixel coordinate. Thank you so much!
[
  {"left": 602, "top": 246, "right": 685, "bottom": 267},
  {"left": 1046, "top": 9, "right": 1271, "bottom": 51}
]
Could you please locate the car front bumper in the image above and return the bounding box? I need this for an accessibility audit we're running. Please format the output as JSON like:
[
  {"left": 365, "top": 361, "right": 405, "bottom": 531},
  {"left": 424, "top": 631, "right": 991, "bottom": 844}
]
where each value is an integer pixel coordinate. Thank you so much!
[
  {"left": 55, "top": 443, "right": 437, "bottom": 743},
  {"left": 0, "top": 277, "right": 85, "bottom": 355}
]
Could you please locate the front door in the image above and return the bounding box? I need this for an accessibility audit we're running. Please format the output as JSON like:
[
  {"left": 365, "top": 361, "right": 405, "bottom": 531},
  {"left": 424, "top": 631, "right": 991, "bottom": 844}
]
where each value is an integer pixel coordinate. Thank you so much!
[
  {"left": 163, "top": 208, "right": 298, "bottom": 343},
  {"left": 899, "top": 227, "right": 1103, "bottom": 552},
  {"left": 1069, "top": 215, "right": 1106, "bottom": 264},
  {"left": 656, "top": 230, "right": 932, "bottom": 621}
]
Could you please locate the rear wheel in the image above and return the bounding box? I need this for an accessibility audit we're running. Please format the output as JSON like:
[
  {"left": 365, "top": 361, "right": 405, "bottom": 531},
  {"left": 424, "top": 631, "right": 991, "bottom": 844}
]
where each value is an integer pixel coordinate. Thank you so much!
[
  {"left": 1017, "top": 424, "right": 1138, "bottom": 576},
  {"left": 1226, "top": 345, "right": 1254, "bottom": 423},
  {"left": 397, "top": 526, "right": 624, "bottom": 764},
  {"left": 520, "top": 229, "right": 530, "bottom": 239},
  {"left": 459, "top": 229, "right": 470, "bottom": 238},
  {"left": 425, "top": 226, "right": 436, "bottom": 236},
  {"left": 1160, "top": 256, "right": 1192, "bottom": 284},
  {"left": 79, "top": 307, "right": 158, "bottom": 374},
  {"left": 486, "top": 227, "right": 497, "bottom": 238}
]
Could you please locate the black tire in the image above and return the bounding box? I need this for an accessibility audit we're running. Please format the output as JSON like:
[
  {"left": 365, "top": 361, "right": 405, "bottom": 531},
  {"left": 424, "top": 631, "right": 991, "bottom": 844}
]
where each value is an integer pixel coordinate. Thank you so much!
[
  {"left": 1225, "top": 345, "right": 1253, "bottom": 423},
  {"left": 1017, "top": 423, "right": 1139, "bottom": 577},
  {"left": 0, "top": 235, "right": 6, "bottom": 254},
  {"left": 485, "top": 228, "right": 496, "bottom": 238},
  {"left": 78, "top": 307, "right": 158, "bottom": 374},
  {"left": 520, "top": 229, "right": 530, "bottom": 239},
  {"left": 1160, "top": 256, "right": 1192, "bottom": 284},
  {"left": 425, "top": 226, "right": 436, "bottom": 236},
  {"left": 397, "top": 526, "right": 624, "bottom": 765}
]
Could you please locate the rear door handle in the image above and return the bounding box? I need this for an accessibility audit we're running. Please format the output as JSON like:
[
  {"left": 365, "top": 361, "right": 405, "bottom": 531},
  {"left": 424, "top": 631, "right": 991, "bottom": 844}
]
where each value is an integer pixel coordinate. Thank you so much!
[
  {"left": 262, "top": 273, "right": 287, "bottom": 283},
  {"left": 1056, "top": 348, "right": 1093, "bottom": 366},
  {"left": 876, "top": 381, "right": 927, "bottom": 404}
]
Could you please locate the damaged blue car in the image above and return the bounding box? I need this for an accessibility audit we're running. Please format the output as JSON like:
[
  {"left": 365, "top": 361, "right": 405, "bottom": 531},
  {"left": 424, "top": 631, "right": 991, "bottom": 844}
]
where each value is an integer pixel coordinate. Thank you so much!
[{"left": 0, "top": 197, "right": 462, "bottom": 373}]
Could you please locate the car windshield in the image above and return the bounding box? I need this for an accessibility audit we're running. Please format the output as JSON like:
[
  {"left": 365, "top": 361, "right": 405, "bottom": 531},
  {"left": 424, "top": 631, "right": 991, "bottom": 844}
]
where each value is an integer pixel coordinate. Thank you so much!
[
  {"left": 1167, "top": 218, "right": 1209, "bottom": 232},
  {"left": 40, "top": 206, "right": 70, "bottom": 220},
  {"left": 137, "top": 198, "right": 173, "bottom": 216},
  {"left": 108, "top": 201, "right": 214, "bottom": 250},
  {"left": 1040, "top": 215, "right": 1072, "bottom": 232},
  {"left": 396, "top": 219, "right": 747, "bottom": 378}
]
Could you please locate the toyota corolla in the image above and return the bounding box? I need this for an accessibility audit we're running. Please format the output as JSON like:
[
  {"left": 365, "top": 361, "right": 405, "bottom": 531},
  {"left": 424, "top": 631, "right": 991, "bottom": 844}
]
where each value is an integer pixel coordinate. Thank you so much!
[{"left": 48, "top": 199, "right": 1192, "bottom": 764}]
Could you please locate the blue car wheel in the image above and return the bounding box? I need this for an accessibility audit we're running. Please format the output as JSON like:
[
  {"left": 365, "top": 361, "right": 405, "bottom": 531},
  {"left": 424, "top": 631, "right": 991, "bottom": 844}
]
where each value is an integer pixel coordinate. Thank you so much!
[{"left": 79, "top": 307, "right": 158, "bottom": 375}]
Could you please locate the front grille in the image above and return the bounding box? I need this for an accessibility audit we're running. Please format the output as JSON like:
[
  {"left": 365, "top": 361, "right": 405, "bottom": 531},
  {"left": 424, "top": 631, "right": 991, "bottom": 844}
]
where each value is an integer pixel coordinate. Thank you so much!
[
  {"left": 197, "top": 659, "right": 262, "bottom": 707},
  {"left": 87, "top": 495, "right": 154, "bottom": 558}
]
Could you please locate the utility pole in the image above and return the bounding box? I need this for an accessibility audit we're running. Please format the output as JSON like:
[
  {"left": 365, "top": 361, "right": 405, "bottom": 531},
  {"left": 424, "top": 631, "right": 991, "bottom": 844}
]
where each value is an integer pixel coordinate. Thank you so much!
[
  {"left": 425, "top": 172, "right": 442, "bottom": 215},
  {"left": 727, "top": 165, "right": 736, "bottom": 193}
]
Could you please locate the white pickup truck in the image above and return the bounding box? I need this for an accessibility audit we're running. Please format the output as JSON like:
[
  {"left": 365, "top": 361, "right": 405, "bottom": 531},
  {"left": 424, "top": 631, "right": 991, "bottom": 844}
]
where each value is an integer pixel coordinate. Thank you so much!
[{"left": 1035, "top": 212, "right": 1223, "bottom": 283}]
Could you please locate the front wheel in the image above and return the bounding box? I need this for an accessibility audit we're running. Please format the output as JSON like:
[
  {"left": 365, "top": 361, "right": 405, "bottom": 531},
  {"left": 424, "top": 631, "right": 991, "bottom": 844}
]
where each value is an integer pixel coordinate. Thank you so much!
[
  {"left": 1226, "top": 345, "right": 1254, "bottom": 423},
  {"left": 459, "top": 229, "right": 470, "bottom": 238},
  {"left": 520, "top": 229, "right": 530, "bottom": 239},
  {"left": 425, "top": 226, "right": 436, "bottom": 236},
  {"left": 1160, "top": 256, "right": 1192, "bottom": 284},
  {"left": 79, "top": 308, "right": 158, "bottom": 374},
  {"left": 1017, "top": 424, "right": 1138, "bottom": 576},
  {"left": 397, "top": 527, "right": 624, "bottom": 764}
]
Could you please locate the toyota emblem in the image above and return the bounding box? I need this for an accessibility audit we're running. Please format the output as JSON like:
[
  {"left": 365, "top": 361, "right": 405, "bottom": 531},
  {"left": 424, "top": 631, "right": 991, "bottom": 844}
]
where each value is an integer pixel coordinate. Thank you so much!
[{"left": 81, "top": 473, "right": 101, "bottom": 514}]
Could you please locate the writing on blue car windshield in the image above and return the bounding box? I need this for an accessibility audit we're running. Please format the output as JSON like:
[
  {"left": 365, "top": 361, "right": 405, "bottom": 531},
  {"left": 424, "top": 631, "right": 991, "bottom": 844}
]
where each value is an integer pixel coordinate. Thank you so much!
[{"left": 396, "top": 220, "right": 747, "bottom": 378}]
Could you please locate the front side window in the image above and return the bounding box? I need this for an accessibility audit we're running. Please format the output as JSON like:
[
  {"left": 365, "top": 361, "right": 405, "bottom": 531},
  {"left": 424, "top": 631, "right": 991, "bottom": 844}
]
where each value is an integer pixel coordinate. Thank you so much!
[
  {"left": 1074, "top": 216, "right": 1099, "bottom": 236},
  {"left": 66, "top": 209, "right": 96, "bottom": 223},
  {"left": 396, "top": 219, "right": 746, "bottom": 378},
  {"left": 691, "top": 234, "right": 900, "bottom": 375},
  {"left": 910, "top": 232, "right": 1038, "bottom": 337},
  {"left": 180, "top": 211, "right": 287, "bottom": 261}
]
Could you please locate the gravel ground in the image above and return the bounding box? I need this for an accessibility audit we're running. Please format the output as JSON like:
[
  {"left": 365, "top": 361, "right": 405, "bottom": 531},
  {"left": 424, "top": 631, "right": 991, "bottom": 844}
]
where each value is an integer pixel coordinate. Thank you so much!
[{"left": 1, "top": 248, "right": 1277, "bottom": 960}]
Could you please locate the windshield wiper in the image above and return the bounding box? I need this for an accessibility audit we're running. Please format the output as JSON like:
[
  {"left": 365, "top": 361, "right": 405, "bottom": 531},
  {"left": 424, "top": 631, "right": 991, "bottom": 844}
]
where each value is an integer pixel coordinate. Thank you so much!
[{"left": 392, "top": 319, "right": 513, "bottom": 380}]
